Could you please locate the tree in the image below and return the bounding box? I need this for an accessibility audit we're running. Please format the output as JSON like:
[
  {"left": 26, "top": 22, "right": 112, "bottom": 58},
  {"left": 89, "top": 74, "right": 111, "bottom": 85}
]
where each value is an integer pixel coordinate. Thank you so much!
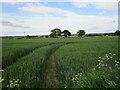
[
  {"left": 50, "top": 28, "right": 61, "bottom": 38},
  {"left": 26, "top": 35, "right": 31, "bottom": 39},
  {"left": 62, "top": 30, "right": 71, "bottom": 38},
  {"left": 114, "top": 30, "right": 120, "bottom": 36},
  {"left": 50, "top": 33, "right": 54, "bottom": 38},
  {"left": 77, "top": 30, "right": 86, "bottom": 37}
]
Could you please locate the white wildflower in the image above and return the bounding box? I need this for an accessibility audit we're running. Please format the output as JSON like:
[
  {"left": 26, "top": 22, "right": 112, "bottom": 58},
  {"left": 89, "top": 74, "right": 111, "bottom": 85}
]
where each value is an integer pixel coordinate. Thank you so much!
[
  {"left": 64, "top": 86, "right": 67, "bottom": 88},
  {"left": 96, "top": 64, "right": 99, "bottom": 67},
  {"left": 79, "top": 74, "right": 82, "bottom": 77},
  {"left": 99, "top": 57, "right": 101, "bottom": 59},
  {"left": 110, "top": 57, "right": 113, "bottom": 59},
  {"left": 115, "top": 64, "right": 118, "bottom": 66},
  {"left": 72, "top": 77, "right": 75, "bottom": 81},
  {"left": 117, "top": 62, "right": 119, "bottom": 64},
  {"left": 109, "top": 53, "right": 112, "bottom": 54},
  {"left": 0, "top": 69, "right": 4, "bottom": 72},
  {"left": 7, "top": 79, "right": 21, "bottom": 88},
  {"left": 14, "top": 81, "right": 18, "bottom": 83},
  {"left": 98, "top": 67, "right": 101, "bottom": 69},
  {"left": 9, "top": 80, "right": 13, "bottom": 83},
  {"left": 98, "top": 60, "right": 100, "bottom": 62},
  {"left": 0, "top": 77, "right": 4, "bottom": 83},
  {"left": 0, "top": 79, "right": 4, "bottom": 82},
  {"left": 11, "top": 83, "right": 14, "bottom": 85},
  {"left": 113, "top": 54, "right": 116, "bottom": 56},
  {"left": 115, "top": 60, "right": 117, "bottom": 62}
]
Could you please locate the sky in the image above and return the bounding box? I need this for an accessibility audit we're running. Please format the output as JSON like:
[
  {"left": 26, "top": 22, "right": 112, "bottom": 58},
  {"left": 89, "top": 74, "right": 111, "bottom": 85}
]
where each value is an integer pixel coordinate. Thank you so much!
[{"left": 0, "top": 0, "right": 119, "bottom": 36}]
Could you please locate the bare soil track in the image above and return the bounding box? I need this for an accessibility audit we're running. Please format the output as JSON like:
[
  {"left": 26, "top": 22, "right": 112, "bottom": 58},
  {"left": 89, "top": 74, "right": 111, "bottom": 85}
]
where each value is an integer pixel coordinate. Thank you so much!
[
  {"left": 44, "top": 51, "right": 60, "bottom": 88},
  {"left": 43, "top": 42, "right": 76, "bottom": 88}
]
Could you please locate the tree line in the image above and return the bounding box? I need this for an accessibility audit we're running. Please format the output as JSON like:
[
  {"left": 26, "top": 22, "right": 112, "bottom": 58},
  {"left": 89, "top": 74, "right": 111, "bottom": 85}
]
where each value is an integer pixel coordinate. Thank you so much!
[
  {"left": 5, "top": 28, "right": 119, "bottom": 39},
  {"left": 49, "top": 28, "right": 120, "bottom": 38},
  {"left": 50, "top": 28, "right": 85, "bottom": 38}
]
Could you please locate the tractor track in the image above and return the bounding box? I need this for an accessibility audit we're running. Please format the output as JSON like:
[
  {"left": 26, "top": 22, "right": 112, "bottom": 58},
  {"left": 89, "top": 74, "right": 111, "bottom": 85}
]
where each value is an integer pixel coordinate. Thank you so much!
[
  {"left": 44, "top": 50, "right": 60, "bottom": 88},
  {"left": 43, "top": 42, "right": 78, "bottom": 88}
]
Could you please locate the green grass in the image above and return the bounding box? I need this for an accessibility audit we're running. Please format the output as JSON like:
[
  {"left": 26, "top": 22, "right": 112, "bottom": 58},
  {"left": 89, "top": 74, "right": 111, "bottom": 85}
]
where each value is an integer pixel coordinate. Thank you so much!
[
  {"left": 2, "top": 38, "right": 70, "bottom": 68},
  {"left": 55, "top": 36, "right": 119, "bottom": 88},
  {"left": 2, "top": 37, "right": 81, "bottom": 68},
  {"left": 2, "top": 44, "right": 64, "bottom": 88},
  {"left": 2, "top": 36, "right": 119, "bottom": 88}
]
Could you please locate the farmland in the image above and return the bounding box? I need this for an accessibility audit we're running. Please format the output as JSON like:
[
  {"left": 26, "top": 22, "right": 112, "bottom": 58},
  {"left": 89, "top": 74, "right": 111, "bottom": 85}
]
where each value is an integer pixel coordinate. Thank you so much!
[{"left": 1, "top": 36, "right": 120, "bottom": 88}]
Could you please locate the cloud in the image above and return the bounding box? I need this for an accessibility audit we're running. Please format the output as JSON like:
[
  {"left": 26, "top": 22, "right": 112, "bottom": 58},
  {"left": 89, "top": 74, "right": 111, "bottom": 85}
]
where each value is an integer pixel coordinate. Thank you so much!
[
  {"left": 71, "top": 2, "right": 90, "bottom": 8},
  {"left": 95, "top": 2, "right": 118, "bottom": 10},
  {"left": 1, "top": 4, "right": 118, "bottom": 36},
  {"left": 1, "top": 20, "right": 30, "bottom": 28},
  {"left": 72, "top": 2, "right": 118, "bottom": 10},
  {"left": 70, "top": 0, "right": 119, "bottom": 3},
  {"left": 0, "top": 0, "right": 119, "bottom": 2},
  {"left": 0, "top": 13, "right": 9, "bottom": 17},
  {"left": 1, "top": 0, "right": 119, "bottom": 6},
  {"left": 1, "top": 0, "right": 119, "bottom": 10},
  {"left": 19, "top": 5, "right": 74, "bottom": 17}
]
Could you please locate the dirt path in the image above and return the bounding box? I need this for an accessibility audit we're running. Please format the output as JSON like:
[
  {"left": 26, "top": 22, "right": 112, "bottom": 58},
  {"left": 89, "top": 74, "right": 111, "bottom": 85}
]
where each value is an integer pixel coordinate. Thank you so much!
[{"left": 44, "top": 51, "right": 60, "bottom": 88}]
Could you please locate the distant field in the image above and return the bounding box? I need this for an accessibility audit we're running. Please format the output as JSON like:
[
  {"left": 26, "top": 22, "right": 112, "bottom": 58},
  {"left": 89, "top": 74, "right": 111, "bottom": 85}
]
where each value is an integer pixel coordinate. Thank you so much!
[{"left": 2, "top": 36, "right": 119, "bottom": 88}]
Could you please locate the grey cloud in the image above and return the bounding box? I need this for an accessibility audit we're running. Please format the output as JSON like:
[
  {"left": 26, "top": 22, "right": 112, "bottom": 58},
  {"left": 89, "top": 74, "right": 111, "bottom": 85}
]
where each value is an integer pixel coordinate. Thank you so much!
[
  {"left": 1, "top": 20, "right": 30, "bottom": 28},
  {"left": 112, "top": 20, "right": 116, "bottom": 23}
]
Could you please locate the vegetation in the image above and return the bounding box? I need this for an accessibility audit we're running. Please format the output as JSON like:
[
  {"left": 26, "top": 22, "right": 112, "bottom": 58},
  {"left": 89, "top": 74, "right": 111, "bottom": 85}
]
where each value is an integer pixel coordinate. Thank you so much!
[
  {"left": 3, "top": 44, "right": 63, "bottom": 88},
  {"left": 49, "top": 28, "right": 71, "bottom": 38},
  {"left": 2, "top": 36, "right": 119, "bottom": 88},
  {"left": 114, "top": 30, "right": 120, "bottom": 36},
  {"left": 55, "top": 37, "right": 119, "bottom": 88},
  {"left": 50, "top": 28, "right": 62, "bottom": 38},
  {"left": 2, "top": 39, "right": 56, "bottom": 68},
  {"left": 77, "top": 30, "right": 86, "bottom": 37},
  {"left": 62, "top": 30, "right": 71, "bottom": 38}
]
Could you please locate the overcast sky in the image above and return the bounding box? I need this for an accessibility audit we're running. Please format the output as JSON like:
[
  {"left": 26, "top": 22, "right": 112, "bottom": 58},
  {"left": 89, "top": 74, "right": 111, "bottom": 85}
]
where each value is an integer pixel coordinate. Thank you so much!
[{"left": 0, "top": 0, "right": 119, "bottom": 36}]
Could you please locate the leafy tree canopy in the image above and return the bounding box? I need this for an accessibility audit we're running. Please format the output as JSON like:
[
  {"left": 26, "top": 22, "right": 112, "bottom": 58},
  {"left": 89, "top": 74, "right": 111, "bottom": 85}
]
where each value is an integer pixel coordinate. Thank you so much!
[
  {"left": 62, "top": 30, "right": 71, "bottom": 38},
  {"left": 114, "top": 30, "right": 120, "bottom": 36},
  {"left": 77, "top": 30, "right": 86, "bottom": 37},
  {"left": 50, "top": 28, "right": 62, "bottom": 38}
]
